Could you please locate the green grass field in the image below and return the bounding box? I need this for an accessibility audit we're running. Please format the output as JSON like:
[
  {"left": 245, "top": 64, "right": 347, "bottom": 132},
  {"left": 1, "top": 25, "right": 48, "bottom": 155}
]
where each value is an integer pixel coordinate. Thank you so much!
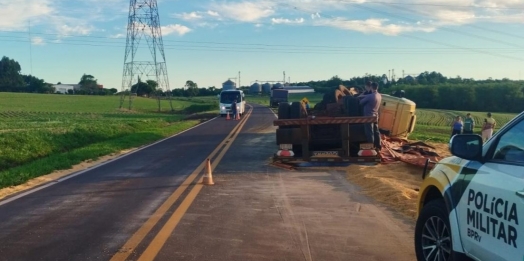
[
  {"left": 245, "top": 93, "right": 519, "bottom": 143},
  {"left": 0, "top": 93, "right": 217, "bottom": 189}
]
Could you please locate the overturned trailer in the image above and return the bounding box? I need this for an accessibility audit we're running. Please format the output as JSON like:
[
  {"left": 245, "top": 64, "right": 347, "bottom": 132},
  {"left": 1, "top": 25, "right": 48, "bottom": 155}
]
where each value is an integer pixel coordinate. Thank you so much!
[{"left": 273, "top": 86, "right": 417, "bottom": 163}]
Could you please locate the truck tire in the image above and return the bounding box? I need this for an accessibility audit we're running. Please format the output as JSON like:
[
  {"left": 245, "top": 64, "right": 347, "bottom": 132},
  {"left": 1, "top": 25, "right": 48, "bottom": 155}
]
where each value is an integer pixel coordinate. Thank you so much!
[
  {"left": 278, "top": 102, "right": 291, "bottom": 119},
  {"left": 290, "top": 102, "right": 302, "bottom": 119},
  {"left": 344, "top": 96, "right": 367, "bottom": 142},
  {"left": 343, "top": 96, "right": 361, "bottom": 117}
]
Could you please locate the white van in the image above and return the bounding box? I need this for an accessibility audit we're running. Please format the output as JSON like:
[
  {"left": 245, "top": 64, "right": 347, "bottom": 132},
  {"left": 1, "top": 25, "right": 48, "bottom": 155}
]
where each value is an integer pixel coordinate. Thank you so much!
[{"left": 218, "top": 90, "right": 245, "bottom": 117}]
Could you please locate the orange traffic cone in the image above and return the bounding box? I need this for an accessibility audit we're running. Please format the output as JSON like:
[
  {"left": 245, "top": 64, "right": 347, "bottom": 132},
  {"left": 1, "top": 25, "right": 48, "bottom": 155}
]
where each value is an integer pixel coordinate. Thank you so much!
[
  {"left": 236, "top": 113, "right": 241, "bottom": 120},
  {"left": 202, "top": 159, "right": 214, "bottom": 185},
  {"left": 226, "top": 112, "right": 231, "bottom": 120}
]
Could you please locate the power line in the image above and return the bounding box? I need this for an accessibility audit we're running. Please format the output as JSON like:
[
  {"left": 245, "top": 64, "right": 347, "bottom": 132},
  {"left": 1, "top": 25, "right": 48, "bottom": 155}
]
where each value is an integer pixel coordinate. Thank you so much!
[
  {"left": 280, "top": 3, "right": 524, "bottom": 62},
  {"left": 2, "top": 32, "right": 523, "bottom": 52},
  {"left": 330, "top": 0, "right": 524, "bottom": 10},
  {"left": 378, "top": 2, "right": 524, "bottom": 41},
  {"left": 2, "top": 38, "right": 523, "bottom": 55}
]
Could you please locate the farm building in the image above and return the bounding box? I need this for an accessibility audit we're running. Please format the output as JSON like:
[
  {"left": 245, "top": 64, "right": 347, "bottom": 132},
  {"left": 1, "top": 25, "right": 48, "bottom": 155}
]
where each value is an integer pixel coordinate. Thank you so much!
[
  {"left": 282, "top": 86, "right": 314, "bottom": 94},
  {"left": 52, "top": 84, "right": 81, "bottom": 94}
]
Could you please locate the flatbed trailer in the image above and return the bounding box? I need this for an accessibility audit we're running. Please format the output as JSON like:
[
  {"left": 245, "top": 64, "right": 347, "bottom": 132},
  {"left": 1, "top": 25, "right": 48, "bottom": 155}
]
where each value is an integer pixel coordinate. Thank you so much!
[{"left": 273, "top": 113, "right": 382, "bottom": 163}]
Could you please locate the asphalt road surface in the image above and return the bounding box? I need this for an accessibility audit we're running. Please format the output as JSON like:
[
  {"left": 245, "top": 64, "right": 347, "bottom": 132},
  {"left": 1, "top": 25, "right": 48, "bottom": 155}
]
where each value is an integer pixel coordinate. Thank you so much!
[{"left": 0, "top": 104, "right": 416, "bottom": 261}]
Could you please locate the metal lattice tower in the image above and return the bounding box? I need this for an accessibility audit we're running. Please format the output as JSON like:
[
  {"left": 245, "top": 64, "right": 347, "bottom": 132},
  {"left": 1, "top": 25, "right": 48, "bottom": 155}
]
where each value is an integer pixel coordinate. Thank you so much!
[{"left": 119, "top": 0, "right": 173, "bottom": 111}]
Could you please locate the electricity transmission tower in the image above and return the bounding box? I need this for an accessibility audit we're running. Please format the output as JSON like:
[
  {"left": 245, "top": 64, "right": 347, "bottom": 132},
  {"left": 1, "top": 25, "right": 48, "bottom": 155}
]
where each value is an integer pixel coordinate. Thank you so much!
[{"left": 119, "top": 0, "right": 173, "bottom": 112}]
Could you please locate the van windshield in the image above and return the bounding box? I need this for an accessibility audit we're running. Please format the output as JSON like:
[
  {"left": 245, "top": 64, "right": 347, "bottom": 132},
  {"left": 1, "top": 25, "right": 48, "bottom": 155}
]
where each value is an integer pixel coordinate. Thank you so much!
[{"left": 220, "top": 92, "right": 241, "bottom": 104}]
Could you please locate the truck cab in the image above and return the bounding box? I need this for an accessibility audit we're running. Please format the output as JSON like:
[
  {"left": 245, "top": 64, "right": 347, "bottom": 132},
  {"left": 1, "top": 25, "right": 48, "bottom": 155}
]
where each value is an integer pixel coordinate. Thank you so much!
[{"left": 218, "top": 90, "right": 245, "bottom": 117}]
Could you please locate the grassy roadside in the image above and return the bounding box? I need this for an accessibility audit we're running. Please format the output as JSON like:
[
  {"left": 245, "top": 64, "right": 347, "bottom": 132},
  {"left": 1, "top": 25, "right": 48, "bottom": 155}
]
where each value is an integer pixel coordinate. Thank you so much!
[
  {"left": 0, "top": 93, "right": 218, "bottom": 189},
  {"left": 0, "top": 120, "right": 201, "bottom": 188}
]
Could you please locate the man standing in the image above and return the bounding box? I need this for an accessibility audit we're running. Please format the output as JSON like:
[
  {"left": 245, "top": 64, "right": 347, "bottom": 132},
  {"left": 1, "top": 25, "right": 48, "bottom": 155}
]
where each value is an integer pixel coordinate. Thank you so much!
[
  {"left": 231, "top": 99, "right": 238, "bottom": 120},
  {"left": 359, "top": 81, "right": 372, "bottom": 97},
  {"left": 482, "top": 112, "right": 496, "bottom": 142},
  {"left": 463, "top": 113, "right": 475, "bottom": 134},
  {"left": 359, "top": 82, "right": 382, "bottom": 151}
]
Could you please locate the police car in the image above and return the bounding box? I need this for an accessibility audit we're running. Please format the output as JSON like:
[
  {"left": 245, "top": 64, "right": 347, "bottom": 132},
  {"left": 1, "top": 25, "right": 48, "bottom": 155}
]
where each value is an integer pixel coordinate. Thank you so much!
[{"left": 415, "top": 112, "right": 524, "bottom": 261}]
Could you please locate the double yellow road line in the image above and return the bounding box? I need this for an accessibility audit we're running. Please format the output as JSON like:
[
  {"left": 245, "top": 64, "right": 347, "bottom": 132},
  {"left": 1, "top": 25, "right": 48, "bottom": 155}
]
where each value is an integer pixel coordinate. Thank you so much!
[{"left": 111, "top": 106, "right": 253, "bottom": 261}]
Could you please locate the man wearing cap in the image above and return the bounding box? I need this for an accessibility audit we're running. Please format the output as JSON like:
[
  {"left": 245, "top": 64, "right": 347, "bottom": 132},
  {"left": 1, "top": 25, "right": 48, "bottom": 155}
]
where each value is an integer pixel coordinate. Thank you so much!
[{"left": 463, "top": 113, "right": 475, "bottom": 134}]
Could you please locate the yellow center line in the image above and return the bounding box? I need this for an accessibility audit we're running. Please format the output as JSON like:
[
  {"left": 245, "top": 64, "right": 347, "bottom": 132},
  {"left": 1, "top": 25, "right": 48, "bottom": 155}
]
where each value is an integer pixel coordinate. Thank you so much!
[
  {"left": 110, "top": 108, "right": 251, "bottom": 261},
  {"left": 136, "top": 106, "right": 253, "bottom": 261}
]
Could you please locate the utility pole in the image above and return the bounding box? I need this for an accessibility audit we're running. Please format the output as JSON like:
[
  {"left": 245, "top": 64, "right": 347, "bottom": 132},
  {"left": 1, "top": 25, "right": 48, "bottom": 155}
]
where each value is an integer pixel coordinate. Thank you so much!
[
  {"left": 238, "top": 71, "right": 241, "bottom": 88},
  {"left": 120, "top": 0, "right": 173, "bottom": 112},
  {"left": 283, "top": 71, "right": 286, "bottom": 84}
]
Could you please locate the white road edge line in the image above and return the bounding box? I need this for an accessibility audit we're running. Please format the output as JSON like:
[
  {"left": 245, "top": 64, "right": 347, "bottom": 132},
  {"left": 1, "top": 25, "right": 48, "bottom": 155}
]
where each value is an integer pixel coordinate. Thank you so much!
[{"left": 0, "top": 116, "right": 219, "bottom": 207}]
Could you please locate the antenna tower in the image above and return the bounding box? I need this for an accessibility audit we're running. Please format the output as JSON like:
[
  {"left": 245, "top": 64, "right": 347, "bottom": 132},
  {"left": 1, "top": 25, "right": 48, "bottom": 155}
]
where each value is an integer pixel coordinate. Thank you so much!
[{"left": 119, "top": 0, "right": 173, "bottom": 111}]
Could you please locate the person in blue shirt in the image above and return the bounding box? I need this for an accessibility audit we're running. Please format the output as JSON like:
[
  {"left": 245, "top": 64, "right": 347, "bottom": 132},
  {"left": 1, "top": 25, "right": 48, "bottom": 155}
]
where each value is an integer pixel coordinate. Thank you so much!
[
  {"left": 451, "top": 116, "right": 463, "bottom": 138},
  {"left": 359, "top": 82, "right": 382, "bottom": 151}
]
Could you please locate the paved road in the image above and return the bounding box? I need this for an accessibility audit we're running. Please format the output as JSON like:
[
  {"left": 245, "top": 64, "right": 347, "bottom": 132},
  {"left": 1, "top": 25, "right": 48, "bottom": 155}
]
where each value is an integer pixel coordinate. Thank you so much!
[{"left": 0, "top": 104, "right": 416, "bottom": 261}]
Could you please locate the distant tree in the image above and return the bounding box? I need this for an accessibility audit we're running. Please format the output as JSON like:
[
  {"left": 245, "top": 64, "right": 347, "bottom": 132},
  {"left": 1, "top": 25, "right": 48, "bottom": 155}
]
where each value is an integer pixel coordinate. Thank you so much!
[
  {"left": 185, "top": 80, "right": 199, "bottom": 97},
  {"left": 23, "top": 75, "right": 54, "bottom": 93},
  {"left": 0, "top": 56, "right": 24, "bottom": 92},
  {"left": 78, "top": 74, "right": 99, "bottom": 94},
  {"left": 131, "top": 77, "right": 153, "bottom": 97}
]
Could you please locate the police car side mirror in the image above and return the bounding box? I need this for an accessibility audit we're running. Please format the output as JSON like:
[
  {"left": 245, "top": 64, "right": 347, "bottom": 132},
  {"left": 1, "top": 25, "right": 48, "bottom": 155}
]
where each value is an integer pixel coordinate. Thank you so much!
[{"left": 450, "top": 134, "right": 483, "bottom": 162}]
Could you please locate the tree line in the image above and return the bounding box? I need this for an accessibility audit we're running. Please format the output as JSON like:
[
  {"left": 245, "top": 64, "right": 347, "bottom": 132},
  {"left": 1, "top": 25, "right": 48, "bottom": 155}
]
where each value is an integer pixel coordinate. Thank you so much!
[{"left": 297, "top": 73, "right": 524, "bottom": 113}]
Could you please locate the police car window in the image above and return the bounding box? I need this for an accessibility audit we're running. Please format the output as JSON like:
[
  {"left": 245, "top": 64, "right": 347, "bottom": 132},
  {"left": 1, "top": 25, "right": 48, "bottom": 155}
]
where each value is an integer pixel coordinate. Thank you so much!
[{"left": 492, "top": 119, "right": 524, "bottom": 163}]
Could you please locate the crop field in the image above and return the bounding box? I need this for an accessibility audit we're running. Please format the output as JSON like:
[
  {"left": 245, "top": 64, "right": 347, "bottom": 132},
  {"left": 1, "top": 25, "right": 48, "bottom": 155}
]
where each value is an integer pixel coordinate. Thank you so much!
[
  {"left": 410, "top": 109, "right": 518, "bottom": 143},
  {"left": 0, "top": 93, "right": 217, "bottom": 189}
]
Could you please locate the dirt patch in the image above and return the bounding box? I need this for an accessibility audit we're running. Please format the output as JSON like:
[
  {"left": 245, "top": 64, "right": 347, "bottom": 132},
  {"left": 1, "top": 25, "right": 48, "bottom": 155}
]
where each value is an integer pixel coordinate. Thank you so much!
[
  {"left": 345, "top": 141, "right": 451, "bottom": 220},
  {"left": 0, "top": 148, "right": 137, "bottom": 202}
]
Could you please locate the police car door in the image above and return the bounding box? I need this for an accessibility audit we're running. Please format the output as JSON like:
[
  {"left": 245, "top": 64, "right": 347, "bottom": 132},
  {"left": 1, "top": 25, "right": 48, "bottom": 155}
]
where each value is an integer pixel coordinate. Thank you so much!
[{"left": 457, "top": 118, "right": 524, "bottom": 260}]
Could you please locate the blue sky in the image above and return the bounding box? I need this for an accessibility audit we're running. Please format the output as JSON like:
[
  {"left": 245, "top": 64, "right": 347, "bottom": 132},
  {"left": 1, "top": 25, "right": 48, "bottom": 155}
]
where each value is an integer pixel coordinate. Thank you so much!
[{"left": 1, "top": 0, "right": 523, "bottom": 90}]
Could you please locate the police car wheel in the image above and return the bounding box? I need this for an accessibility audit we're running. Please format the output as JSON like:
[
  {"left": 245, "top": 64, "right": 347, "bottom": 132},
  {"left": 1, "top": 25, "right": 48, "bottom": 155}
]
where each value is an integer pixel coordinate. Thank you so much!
[{"left": 415, "top": 199, "right": 460, "bottom": 261}]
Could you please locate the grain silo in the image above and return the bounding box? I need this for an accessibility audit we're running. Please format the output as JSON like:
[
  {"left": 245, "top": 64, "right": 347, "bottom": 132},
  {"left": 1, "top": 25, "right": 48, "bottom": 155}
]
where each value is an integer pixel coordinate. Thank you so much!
[
  {"left": 250, "top": 83, "right": 261, "bottom": 94},
  {"left": 273, "top": 83, "right": 283, "bottom": 89},
  {"left": 262, "top": 83, "right": 273, "bottom": 94},
  {"left": 222, "top": 79, "right": 236, "bottom": 90}
]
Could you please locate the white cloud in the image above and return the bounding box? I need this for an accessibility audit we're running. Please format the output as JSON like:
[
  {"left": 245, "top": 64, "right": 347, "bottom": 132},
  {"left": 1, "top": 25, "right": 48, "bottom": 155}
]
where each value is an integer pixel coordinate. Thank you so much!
[
  {"left": 55, "top": 23, "right": 95, "bottom": 36},
  {"left": 311, "top": 12, "right": 321, "bottom": 19},
  {"left": 31, "top": 36, "right": 45, "bottom": 45},
  {"left": 207, "top": 10, "right": 220, "bottom": 17},
  {"left": 210, "top": 1, "right": 275, "bottom": 22},
  {"left": 0, "top": 0, "right": 53, "bottom": 31},
  {"left": 271, "top": 18, "right": 305, "bottom": 24},
  {"left": 110, "top": 33, "right": 126, "bottom": 39},
  {"left": 314, "top": 18, "right": 436, "bottom": 36},
  {"left": 173, "top": 12, "right": 204, "bottom": 21},
  {"left": 161, "top": 24, "right": 192, "bottom": 36}
]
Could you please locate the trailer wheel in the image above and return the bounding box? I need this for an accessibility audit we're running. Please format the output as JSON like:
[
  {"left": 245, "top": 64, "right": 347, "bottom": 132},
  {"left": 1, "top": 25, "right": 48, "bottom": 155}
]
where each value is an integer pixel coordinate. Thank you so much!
[
  {"left": 290, "top": 102, "right": 302, "bottom": 119},
  {"left": 343, "top": 96, "right": 362, "bottom": 117},
  {"left": 278, "top": 102, "right": 291, "bottom": 119}
]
